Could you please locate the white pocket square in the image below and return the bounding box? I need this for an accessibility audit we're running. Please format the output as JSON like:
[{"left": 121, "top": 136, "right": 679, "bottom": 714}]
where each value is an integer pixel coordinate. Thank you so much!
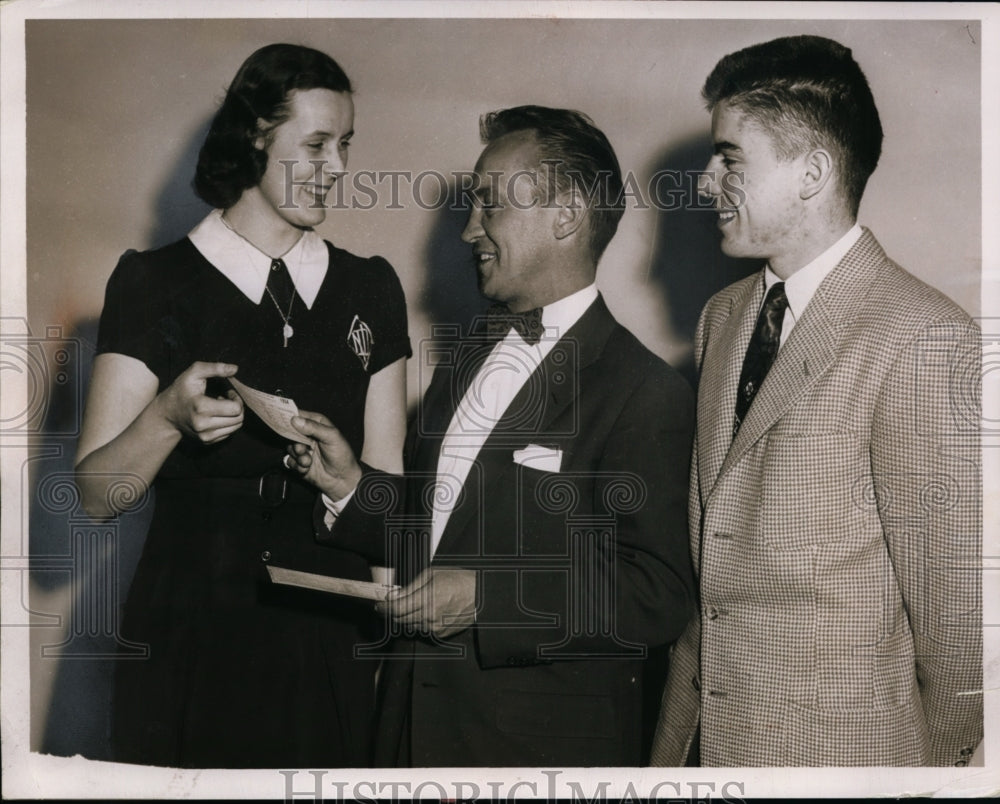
[{"left": 513, "top": 444, "right": 563, "bottom": 472}]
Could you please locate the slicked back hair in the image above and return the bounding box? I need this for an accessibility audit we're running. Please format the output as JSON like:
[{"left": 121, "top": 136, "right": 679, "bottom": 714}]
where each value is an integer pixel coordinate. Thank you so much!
[
  {"left": 194, "top": 43, "right": 352, "bottom": 209},
  {"left": 479, "top": 105, "right": 626, "bottom": 261},
  {"left": 703, "top": 35, "right": 883, "bottom": 217}
]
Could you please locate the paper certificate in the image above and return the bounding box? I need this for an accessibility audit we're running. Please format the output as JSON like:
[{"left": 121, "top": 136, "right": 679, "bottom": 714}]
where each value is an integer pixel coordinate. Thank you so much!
[
  {"left": 266, "top": 565, "right": 399, "bottom": 601},
  {"left": 228, "top": 376, "right": 310, "bottom": 444}
]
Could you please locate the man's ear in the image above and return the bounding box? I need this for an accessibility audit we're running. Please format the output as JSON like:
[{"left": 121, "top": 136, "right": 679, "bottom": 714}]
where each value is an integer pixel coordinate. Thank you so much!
[
  {"left": 800, "top": 148, "right": 834, "bottom": 200},
  {"left": 553, "top": 188, "right": 588, "bottom": 240}
]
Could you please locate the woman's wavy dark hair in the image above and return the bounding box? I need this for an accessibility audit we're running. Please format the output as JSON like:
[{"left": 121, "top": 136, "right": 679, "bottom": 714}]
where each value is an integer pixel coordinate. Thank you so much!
[{"left": 193, "top": 44, "right": 352, "bottom": 209}]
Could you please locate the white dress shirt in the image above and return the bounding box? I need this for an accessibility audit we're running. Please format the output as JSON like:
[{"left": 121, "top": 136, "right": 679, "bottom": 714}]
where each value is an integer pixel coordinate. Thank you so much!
[
  {"left": 187, "top": 209, "right": 328, "bottom": 308},
  {"left": 763, "top": 223, "right": 862, "bottom": 348},
  {"left": 429, "top": 283, "right": 599, "bottom": 558}
]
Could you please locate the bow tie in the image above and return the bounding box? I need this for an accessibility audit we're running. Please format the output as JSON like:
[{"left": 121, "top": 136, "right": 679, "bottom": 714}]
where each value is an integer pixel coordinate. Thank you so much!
[{"left": 485, "top": 303, "right": 545, "bottom": 345}]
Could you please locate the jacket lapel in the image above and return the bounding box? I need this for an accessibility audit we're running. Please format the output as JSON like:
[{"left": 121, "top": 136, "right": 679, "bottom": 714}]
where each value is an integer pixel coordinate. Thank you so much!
[
  {"left": 433, "top": 295, "right": 617, "bottom": 556},
  {"left": 498, "top": 296, "right": 615, "bottom": 435},
  {"left": 714, "top": 228, "right": 889, "bottom": 485},
  {"left": 410, "top": 337, "right": 494, "bottom": 468},
  {"left": 698, "top": 277, "right": 763, "bottom": 499}
]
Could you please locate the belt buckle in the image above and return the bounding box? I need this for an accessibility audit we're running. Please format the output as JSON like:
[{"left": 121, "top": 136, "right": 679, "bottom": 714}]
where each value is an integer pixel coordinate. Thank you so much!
[{"left": 258, "top": 471, "right": 288, "bottom": 507}]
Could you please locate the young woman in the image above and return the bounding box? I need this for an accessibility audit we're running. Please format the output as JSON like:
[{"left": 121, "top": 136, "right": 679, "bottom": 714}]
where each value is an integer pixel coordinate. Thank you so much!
[{"left": 75, "top": 44, "right": 409, "bottom": 768}]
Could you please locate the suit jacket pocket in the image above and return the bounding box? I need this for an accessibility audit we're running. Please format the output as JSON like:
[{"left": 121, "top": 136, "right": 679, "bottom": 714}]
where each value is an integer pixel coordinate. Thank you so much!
[
  {"left": 759, "top": 432, "right": 869, "bottom": 550},
  {"left": 781, "top": 698, "right": 929, "bottom": 765},
  {"left": 496, "top": 689, "right": 617, "bottom": 739},
  {"left": 516, "top": 464, "right": 579, "bottom": 556}
]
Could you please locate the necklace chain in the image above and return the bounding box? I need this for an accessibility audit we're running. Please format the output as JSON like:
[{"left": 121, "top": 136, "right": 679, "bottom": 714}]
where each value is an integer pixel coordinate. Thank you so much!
[
  {"left": 265, "top": 261, "right": 296, "bottom": 347},
  {"left": 220, "top": 212, "right": 303, "bottom": 347}
]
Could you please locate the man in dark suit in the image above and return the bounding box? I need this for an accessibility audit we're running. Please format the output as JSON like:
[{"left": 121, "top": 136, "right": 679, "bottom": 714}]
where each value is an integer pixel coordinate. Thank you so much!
[
  {"left": 651, "top": 36, "right": 982, "bottom": 767},
  {"left": 288, "top": 106, "right": 695, "bottom": 766}
]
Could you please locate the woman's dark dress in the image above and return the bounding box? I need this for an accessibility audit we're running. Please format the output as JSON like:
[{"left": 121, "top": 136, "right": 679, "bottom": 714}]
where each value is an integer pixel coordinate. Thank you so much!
[{"left": 97, "top": 237, "right": 410, "bottom": 768}]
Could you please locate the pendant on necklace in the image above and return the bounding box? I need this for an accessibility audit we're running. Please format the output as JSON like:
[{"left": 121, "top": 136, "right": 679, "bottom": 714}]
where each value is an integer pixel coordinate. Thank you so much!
[{"left": 283, "top": 323, "right": 294, "bottom": 347}]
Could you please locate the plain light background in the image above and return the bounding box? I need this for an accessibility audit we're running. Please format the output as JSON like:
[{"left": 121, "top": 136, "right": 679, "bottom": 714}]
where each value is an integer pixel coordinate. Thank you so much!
[
  {"left": 27, "top": 17, "right": 981, "bottom": 391},
  {"left": 20, "top": 15, "right": 983, "bottom": 765}
]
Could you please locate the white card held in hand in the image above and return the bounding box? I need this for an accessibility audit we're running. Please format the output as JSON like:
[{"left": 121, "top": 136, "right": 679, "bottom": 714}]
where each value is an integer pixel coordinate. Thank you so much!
[
  {"left": 266, "top": 565, "right": 399, "bottom": 601},
  {"left": 228, "top": 376, "right": 310, "bottom": 444},
  {"left": 512, "top": 443, "right": 563, "bottom": 472}
]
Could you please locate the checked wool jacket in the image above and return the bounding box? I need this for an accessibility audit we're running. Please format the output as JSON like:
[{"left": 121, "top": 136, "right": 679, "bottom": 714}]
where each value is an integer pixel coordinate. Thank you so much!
[{"left": 651, "top": 229, "right": 983, "bottom": 767}]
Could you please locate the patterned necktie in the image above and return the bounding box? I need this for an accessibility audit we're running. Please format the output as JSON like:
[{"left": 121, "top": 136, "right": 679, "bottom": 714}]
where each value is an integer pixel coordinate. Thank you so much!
[
  {"left": 485, "top": 303, "right": 545, "bottom": 345},
  {"left": 733, "top": 281, "right": 788, "bottom": 437}
]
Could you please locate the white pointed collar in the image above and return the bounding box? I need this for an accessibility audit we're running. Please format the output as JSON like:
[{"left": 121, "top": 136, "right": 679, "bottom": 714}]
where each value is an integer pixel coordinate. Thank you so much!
[
  {"left": 187, "top": 209, "right": 328, "bottom": 309},
  {"left": 763, "top": 223, "right": 862, "bottom": 322},
  {"left": 540, "top": 283, "right": 599, "bottom": 339}
]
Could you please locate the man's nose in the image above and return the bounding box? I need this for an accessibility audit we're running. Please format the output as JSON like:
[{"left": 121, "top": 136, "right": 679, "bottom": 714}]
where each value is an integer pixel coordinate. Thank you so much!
[
  {"left": 461, "top": 207, "right": 484, "bottom": 243},
  {"left": 698, "top": 158, "right": 722, "bottom": 201}
]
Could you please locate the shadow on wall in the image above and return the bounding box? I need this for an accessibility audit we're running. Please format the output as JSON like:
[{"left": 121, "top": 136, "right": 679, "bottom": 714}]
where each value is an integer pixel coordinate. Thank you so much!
[
  {"left": 147, "top": 115, "right": 214, "bottom": 249},
  {"left": 27, "top": 316, "right": 153, "bottom": 760},
  {"left": 416, "top": 182, "right": 489, "bottom": 338},
  {"left": 33, "top": 115, "right": 213, "bottom": 760},
  {"left": 645, "top": 132, "right": 761, "bottom": 387},
  {"left": 636, "top": 132, "right": 760, "bottom": 761}
]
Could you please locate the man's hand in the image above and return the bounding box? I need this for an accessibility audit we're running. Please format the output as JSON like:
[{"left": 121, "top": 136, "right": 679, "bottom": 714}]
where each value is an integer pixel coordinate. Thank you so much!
[
  {"left": 287, "top": 410, "right": 363, "bottom": 500},
  {"left": 379, "top": 568, "right": 477, "bottom": 637}
]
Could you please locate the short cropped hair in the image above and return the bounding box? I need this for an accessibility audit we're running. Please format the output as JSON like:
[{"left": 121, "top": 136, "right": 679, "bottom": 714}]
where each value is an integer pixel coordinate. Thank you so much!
[
  {"left": 194, "top": 44, "right": 352, "bottom": 209},
  {"left": 703, "top": 35, "right": 883, "bottom": 216},
  {"left": 479, "top": 105, "right": 625, "bottom": 260}
]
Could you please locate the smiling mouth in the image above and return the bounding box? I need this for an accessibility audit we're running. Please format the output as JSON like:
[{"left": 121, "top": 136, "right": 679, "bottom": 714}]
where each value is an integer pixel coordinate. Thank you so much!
[
  {"left": 474, "top": 252, "right": 496, "bottom": 266},
  {"left": 718, "top": 209, "right": 736, "bottom": 225},
  {"left": 301, "top": 185, "right": 332, "bottom": 204}
]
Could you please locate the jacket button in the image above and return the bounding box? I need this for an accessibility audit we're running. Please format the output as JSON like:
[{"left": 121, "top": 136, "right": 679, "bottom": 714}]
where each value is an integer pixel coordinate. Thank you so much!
[
  {"left": 707, "top": 607, "right": 719, "bottom": 620},
  {"left": 261, "top": 551, "right": 271, "bottom": 562},
  {"left": 507, "top": 657, "right": 517, "bottom": 666},
  {"left": 960, "top": 747, "right": 974, "bottom": 756},
  {"left": 261, "top": 510, "right": 272, "bottom": 521},
  {"left": 955, "top": 760, "right": 968, "bottom": 767}
]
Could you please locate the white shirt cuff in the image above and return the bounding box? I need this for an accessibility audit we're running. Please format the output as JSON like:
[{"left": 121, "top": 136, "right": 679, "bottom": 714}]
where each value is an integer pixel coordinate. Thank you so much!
[{"left": 321, "top": 488, "right": 356, "bottom": 530}]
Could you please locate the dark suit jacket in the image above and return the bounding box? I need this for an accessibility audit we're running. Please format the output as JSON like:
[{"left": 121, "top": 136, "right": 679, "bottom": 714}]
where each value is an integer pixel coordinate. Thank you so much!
[{"left": 330, "top": 294, "right": 695, "bottom": 767}]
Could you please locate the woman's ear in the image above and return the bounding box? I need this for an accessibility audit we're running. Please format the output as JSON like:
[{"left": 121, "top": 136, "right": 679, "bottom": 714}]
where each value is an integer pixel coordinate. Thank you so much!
[{"left": 253, "top": 118, "right": 268, "bottom": 151}]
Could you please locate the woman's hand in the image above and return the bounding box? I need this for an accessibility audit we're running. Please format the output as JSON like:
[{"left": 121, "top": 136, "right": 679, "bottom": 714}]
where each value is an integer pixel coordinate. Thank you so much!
[
  {"left": 155, "top": 361, "right": 244, "bottom": 443},
  {"left": 286, "top": 410, "right": 362, "bottom": 500},
  {"left": 76, "top": 355, "right": 243, "bottom": 519}
]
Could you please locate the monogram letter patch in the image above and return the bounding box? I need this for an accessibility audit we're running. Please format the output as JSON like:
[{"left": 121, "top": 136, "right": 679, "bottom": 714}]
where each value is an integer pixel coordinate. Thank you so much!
[{"left": 347, "top": 314, "right": 373, "bottom": 371}]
